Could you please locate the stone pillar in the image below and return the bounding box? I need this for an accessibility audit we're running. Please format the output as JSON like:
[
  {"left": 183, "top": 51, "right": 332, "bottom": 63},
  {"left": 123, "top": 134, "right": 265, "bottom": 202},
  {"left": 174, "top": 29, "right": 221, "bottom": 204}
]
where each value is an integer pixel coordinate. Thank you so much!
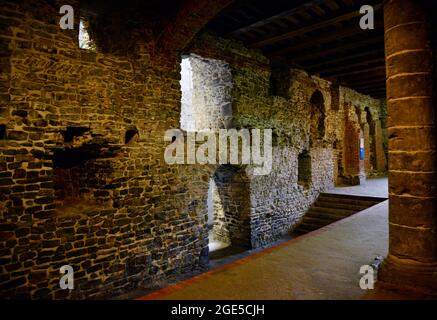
[{"left": 380, "top": 0, "right": 437, "bottom": 292}]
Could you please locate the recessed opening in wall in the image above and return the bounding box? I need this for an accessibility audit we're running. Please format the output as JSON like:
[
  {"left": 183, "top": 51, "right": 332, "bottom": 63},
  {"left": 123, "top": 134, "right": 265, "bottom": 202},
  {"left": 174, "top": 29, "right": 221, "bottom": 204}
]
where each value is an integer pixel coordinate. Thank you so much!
[
  {"left": 207, "top": 165, "right": 251, "bottom": 260},
  {"left": 63, "top": 126, "right": 90, "bottom": 143},
  {"left": 310, "top": 90, "right": 325, "bottom": 141},
  {"left": 207, "top": 178, "right": 229, "bottom": 253},
  {"left": 180, "top": 56, "right": 195, "bottom": 131},
  {"left": 298, "top": 151, "right": 311, "bottom": 188},
  {"left": 79, "top": 17, "right": 96, "bottom": 51},
  {"left": 179, "top": 54, "right": 233, "bottom": 131},
  {"left": 125, "top": 127, "right": 138, "bottom": 144},
  {"left": 52, "top": 132, "right": 120, "bottom": 216},
  {"left": 0, "top": 125, "right": 6, "bottom": 139},
  {"left": 330, "top": 84, "right": 340, "bottom": 111},
  {"left": 269, "top": 65, "right": 290, "bottom": 98},
  {"left": 365, "top": 107, "right": 377, "bottom": 171},
  {"left": 355, "top": 106, "right": 361, "bottom": 118}
]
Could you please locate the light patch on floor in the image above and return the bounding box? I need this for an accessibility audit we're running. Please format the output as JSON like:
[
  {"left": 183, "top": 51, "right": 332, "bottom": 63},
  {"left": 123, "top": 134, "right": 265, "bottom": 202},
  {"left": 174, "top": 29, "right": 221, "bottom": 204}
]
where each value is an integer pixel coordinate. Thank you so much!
[{"left": 208, "top": 230, "right": 229, "bottom": 252}]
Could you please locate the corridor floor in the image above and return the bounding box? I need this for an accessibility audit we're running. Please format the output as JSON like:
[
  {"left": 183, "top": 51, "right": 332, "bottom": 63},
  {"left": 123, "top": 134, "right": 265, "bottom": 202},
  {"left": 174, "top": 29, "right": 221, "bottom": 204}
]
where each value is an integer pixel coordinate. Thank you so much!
[
  {"left": 137, "top": 178, "right": 430, "bottom": 299},
  {"left": 138, "top": 178, "right": 392, "bottom": 300},
  {"left": 329, "top": 177, "right": 389, "bottom": 198}
]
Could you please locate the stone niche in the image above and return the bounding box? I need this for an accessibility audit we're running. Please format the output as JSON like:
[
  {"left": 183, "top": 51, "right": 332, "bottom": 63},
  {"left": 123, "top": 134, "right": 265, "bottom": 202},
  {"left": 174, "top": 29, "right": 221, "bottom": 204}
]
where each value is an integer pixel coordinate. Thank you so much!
[
  {"left": 297, "top": 150, "right": 311, "bottom": 188},
  {"left": 52, "top": 126, "right": 120, "bottom": 215},
  {"left": 0, "top": 124, "right": 6, "bottom": 139},
  {"left": 309, "top": 90, "right": 325, "bottom": 142}
]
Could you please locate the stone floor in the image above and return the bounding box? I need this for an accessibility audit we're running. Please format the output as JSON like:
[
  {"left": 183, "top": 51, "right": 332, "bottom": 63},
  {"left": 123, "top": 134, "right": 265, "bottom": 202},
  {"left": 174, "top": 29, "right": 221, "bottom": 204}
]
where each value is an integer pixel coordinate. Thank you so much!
[
  {"left": 330, "top": 177, "right": 388, "bottom": 198},
  {"left": 139, "top": 200, "right": 390, "bottom": 299},
  {"left": 133, "top": 177, "right": 433, "bottom": 300}
]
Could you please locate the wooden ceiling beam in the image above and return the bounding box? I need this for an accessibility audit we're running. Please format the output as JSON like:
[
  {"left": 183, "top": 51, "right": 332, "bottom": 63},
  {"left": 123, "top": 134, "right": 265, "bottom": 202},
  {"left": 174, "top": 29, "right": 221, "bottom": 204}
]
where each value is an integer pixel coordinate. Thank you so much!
[
  {"left": 289, "top": 36, "right": 383, "bottom": 63},
  {"left": 311, "top": 4, "right": 326, "bottom": 16},
  {"left": 325, "top": 0, "right": 340, "bottom": 11},
  {"left": 311, "top": 57, "right": 385, "bottom": 74},
  {"left": 250, "top": 3, "right": 381, "bottom": 48},
  {"left": 270, "top": 24, "right": 383, "bottom": 57},
  {"left": 354, "top": 83, "right": 386, "bottom": 91},
  {"left": 352, "top": 85, "right": 387, "bottom": 93},
  {"left": 341, "top": 0, "right": 355, "bottom": 6},
  {"left": 345, "top": 81, "right": 386, "bottom": 91},
  {"left": 226, "top": 0, "right": 327, "bottom": 37},
  {"left": 345, "top": 76, "right": 386, "bottom": 84},
  {"left": 321, "top": 65, "right": 386, "bottom": 78},
  {"left": 305, "top": 49, "right": 384, "bottom": 69},
  {"left": 337, "top": 69, "right": 386, "bottom": 82}
]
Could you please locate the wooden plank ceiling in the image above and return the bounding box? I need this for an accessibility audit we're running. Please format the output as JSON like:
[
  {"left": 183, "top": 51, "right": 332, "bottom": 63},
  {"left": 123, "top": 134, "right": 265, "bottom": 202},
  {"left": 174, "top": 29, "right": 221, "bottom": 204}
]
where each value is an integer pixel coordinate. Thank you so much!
[{"left": 206, "top": 0, "right": 386, "bottom": 99}]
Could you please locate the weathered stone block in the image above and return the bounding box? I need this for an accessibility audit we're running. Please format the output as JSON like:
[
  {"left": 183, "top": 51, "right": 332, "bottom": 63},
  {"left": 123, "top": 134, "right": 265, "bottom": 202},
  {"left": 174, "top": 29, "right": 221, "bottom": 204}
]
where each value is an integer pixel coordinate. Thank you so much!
[{"left": 389, "top": 223, "right": 437, "bottom": 262}]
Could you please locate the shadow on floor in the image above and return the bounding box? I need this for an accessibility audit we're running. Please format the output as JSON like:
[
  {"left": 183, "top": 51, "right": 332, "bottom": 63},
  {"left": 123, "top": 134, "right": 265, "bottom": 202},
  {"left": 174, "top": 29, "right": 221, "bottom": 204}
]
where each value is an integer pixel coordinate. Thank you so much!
[{"left": 209, "top": 245, "right": 248, "bottom": 260}]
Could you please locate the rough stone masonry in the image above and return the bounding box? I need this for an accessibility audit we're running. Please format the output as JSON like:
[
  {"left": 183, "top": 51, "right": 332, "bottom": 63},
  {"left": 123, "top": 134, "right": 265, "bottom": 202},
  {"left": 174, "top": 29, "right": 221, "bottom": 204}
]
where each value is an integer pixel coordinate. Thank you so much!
[{"left": 0, "top": 1, "right": 388, "bottom": 299}]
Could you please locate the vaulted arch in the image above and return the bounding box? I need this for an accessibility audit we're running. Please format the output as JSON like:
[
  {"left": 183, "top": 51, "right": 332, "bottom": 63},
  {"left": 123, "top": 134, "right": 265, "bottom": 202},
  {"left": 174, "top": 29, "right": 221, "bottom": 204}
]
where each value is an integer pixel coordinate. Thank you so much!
[{"left": 158, "top": 0, "right": 234, "bottom": 52}]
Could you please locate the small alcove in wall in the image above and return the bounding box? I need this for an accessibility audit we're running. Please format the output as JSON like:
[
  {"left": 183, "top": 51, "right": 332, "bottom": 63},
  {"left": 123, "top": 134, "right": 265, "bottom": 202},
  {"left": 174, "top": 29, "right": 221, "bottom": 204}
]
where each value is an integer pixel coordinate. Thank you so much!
[
  {"left": 309, "top": 90, "right": 326, "bottom": 141},
  {"left": 0, "top": 124, "right": 6, "bottom": 140},
  {"left": 52, "top": 127, "right": 120, "bottom": 216},
  {"left": 124, "top": 127, "right": 138, "bottom": 144},
  {"left": 297, "top": 150, "right": 312, "bottom": 188}
]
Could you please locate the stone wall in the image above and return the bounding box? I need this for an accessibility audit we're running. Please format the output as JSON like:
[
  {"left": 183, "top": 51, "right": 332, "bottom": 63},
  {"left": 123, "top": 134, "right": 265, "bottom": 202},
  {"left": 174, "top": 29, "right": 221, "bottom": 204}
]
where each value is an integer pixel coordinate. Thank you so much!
[
  {"left": 0, "top": 1, "right": 388, "bottom": 299},
  {"left": 188, "top": 32, "right": 387, "bottom": 246},
  {"left": 338, "top": 87, "right": 388, "bottom": 184},
  {"left": 0, "top": 0, "right": 212, "bottom": 299}
]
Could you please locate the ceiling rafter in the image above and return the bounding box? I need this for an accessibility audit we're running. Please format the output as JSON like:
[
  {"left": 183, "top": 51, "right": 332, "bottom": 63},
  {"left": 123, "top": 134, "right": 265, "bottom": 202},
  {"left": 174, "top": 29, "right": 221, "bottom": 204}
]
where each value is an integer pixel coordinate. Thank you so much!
[
  {"left": 305, "top": 49, "right": 384, "bottom": 69},
  {"left": 322, "top": 65, "right": 386, "bottom": 78},
  {"left": 206, "top": 0, "right": 386, "bottom": 98},
  {"left": 269, "top": 23, "right": 383, "bottom": 57},
  {"left": 249, "top": 3, "right": 381, "bottom": 48},
  {"left": 291, "top": 36, "right": 383, "bottom": 63},
  {"left": 226, "top": 0, "right": 327, "bottom": 37}
]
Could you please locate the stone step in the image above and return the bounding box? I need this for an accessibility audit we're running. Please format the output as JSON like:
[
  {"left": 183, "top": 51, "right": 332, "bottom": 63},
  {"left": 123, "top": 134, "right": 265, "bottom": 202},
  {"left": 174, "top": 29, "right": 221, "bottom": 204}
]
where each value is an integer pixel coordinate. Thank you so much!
[
  {"left": 319, "top": 193, "right": 387, "bottom": 203},
  {"left": 293, "top": 223, "right": 321, "bottom": 234},
  {"left": 293, "top": 192, "right": 386, "bottom": 236},
  {"left": 294, "top": 215, "right": 340, "bottom": 234},
  {"left": 314, "top": 200, "right": 372, "bottom": 212},
  {"left": 317, "top": 195, "right": 384, "bottom": 207},
  {"left": 300, "top": 215, "right": 337, "bottom": 226},
  {"left": 304, "top": 210, "right": 352, "bottom": 222},
  {"left": 309, "top": 206, "right": 357, "bottom": 218}
]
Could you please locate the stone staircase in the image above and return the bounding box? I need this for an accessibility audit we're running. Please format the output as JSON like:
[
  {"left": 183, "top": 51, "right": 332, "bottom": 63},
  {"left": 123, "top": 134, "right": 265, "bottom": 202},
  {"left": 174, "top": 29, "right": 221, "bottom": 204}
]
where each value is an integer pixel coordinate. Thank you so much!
[{"left": 292, "top": 193, "right": 387, "bottom": 236}]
